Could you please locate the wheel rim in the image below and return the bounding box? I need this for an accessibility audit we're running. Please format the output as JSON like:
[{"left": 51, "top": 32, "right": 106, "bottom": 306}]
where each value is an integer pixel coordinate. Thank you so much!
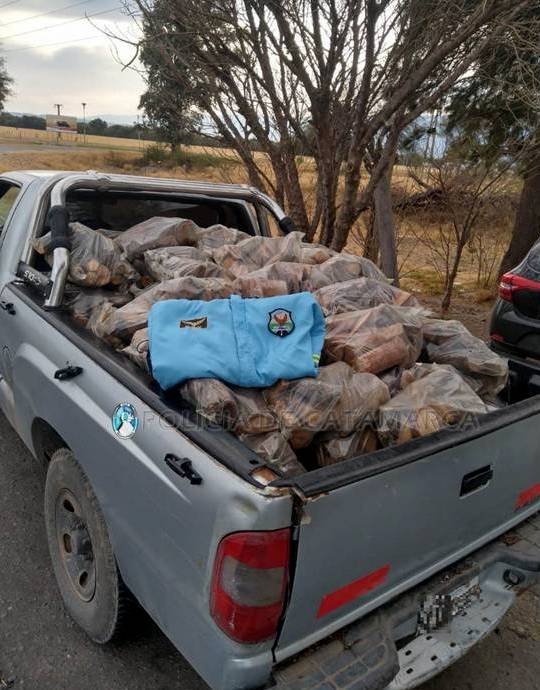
[{"left": 54, "top": 489, "right": 96, "bottom": 602}]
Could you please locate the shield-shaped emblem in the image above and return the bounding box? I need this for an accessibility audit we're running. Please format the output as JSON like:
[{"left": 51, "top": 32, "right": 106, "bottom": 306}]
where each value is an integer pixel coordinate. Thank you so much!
[{"left": 268, "top": 308, "right": 295, "bottom": 337}]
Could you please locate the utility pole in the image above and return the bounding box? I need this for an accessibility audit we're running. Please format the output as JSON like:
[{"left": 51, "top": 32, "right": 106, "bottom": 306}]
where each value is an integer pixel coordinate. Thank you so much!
[
  {"left": 81, "top": 102, "right": 87, "bottom": 145},
  {"left": 54, "top": 104, "right": 63, "bottom": 145}
]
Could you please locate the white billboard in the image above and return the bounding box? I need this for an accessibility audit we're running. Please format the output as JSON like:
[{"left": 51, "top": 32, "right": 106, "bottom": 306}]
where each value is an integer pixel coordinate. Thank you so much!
[{"left": 46, "top": 114, "right": 78, "bottom": 134}]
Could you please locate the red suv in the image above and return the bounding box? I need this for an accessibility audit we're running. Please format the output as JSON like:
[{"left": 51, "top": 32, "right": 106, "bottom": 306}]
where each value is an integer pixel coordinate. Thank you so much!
[{"left": 490, "top": 241, "right": 540, "bottom": 398}]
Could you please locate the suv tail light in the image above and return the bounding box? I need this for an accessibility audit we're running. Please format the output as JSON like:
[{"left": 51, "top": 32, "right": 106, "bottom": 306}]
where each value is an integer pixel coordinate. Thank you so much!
[
  {"left": 499, "top": 272, "right": 540, "bottom": 302},
  {"left": 210, "top": 529, "right": 290, "bottom": 644}
]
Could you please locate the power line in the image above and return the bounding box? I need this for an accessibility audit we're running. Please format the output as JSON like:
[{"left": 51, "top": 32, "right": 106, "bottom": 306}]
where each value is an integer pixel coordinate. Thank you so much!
[
  {"left": 3, "top": 34, "right": 101, "bottom": 52},
  {"left": 1, "top": 6, "right": 122, "bottom": 41},
  {"left": 0, "top": 0, "right": 23, "bottom": 9},
  {"left": 0, "top": 0, "right": 97, "bottom": 29}
]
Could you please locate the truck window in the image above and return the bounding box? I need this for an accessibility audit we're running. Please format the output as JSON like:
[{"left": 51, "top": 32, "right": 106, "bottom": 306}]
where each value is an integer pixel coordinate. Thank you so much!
[
  {"left": 0, "top": 183, "right": 21, "bottom": 233},
  {"left": 64, "top": 191, "right": 258, "bottom": 235}
]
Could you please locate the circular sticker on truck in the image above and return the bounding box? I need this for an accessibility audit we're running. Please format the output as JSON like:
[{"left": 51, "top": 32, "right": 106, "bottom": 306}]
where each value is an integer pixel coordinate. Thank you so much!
[{"left": 112, "top": 403, "right": 139, "bottom": 439}]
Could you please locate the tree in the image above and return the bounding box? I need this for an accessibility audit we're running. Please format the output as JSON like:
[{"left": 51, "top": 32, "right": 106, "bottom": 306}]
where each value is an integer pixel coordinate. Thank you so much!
[
  {"left": 0, "top": 55, "right": 12, "bottom": 112},
  {"left": 126, "top": 0, "right": 537, "bottom": 278},
  {"left": 86, "top": 118, "right": 108, "bottom": 135},
  {"left": 445, "top": 7, "right": 540, "bottom": 276},
  {"left": 138, "top": 8, "right": 200, "bottom": 151}
]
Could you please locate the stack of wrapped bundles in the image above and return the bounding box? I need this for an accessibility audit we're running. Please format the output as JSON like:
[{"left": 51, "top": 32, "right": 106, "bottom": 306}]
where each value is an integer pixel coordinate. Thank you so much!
[{"left": 33, "top": 215, "right": 509, "bottom": 478}]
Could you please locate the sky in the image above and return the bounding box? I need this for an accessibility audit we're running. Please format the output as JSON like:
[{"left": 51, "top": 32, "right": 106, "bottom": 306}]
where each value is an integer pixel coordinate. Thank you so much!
[{"left": 0, "top": 0, "right": 146, "bottom": 122}]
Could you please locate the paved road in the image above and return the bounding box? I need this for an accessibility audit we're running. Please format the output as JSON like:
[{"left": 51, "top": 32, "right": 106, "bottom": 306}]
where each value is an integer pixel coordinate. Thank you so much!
[{"left": 1, "top": 410, "right": 539, "bottom": 690}]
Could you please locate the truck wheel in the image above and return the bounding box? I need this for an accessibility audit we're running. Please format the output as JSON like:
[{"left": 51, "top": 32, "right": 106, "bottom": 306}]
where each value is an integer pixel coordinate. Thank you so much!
[{"left": 44, "top": 448, "right": 132, "bottom": 643}]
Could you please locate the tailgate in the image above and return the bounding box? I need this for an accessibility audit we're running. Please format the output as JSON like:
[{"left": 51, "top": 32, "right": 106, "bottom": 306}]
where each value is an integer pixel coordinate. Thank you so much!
[{"left": 275, "top": 399, "right": 540, "bottom": 655}]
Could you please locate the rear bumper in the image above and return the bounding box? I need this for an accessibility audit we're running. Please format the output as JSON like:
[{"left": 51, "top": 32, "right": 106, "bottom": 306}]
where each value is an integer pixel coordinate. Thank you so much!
[{"left": 271, "top": 512, "right": 540, "bottom": 690}]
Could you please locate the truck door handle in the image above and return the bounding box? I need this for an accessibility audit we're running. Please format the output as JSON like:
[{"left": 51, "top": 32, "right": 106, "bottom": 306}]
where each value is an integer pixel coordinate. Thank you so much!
[
  {"left": 164, "top": 454, "right": 203, "bottom": 485},
  {"left": 54, "top": 365, "right": 83, "bottom": 381},
  {"left": 0, "top": 301, "right": 16, "bottom": 315},
  {"left": 460, "top": 465, "right": 493, "bottom": 496}
]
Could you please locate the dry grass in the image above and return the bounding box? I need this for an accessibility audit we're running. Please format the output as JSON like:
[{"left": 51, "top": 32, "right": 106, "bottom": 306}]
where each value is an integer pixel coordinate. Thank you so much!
[{"left": 0, "top": 125, "right": 153, "bottom": 152}]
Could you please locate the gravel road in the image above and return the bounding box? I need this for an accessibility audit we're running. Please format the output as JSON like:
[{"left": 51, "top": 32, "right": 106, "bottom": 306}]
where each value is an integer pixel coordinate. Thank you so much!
[{"left": 1, "top": 410, "right": 539, "bottom": 690}]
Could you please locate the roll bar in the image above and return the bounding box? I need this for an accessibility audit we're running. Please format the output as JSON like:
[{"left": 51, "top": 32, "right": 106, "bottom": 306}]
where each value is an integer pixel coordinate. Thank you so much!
[{"left": 43, "top": 172, "right": 293, "bottom": 309}]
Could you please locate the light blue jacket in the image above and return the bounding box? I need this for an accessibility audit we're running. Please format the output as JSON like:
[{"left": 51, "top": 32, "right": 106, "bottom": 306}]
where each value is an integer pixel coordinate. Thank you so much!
[{"left": 148, "top": 293, "right": 325, "bottom": 390}]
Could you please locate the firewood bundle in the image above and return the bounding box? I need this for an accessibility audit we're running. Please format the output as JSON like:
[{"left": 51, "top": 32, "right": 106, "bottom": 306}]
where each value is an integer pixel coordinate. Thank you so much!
[
  {"left": 324, "top": 305, "right": 425, "bottom": 374},
  {"left": 123, "top": 328, "right": 150, "bottom": 372},
  {"left": 377, "top": 365, "right": 488, "bottom": 446},
  {"left": 211, "top": 231, "right": 304, "bottom": 276},
  {"left": 423, "top": 319, "right": 508, "bottom": 398},
  {"left": 144, "top": 246, "right": 228, "bottom": 282},
  {"left": 34, "top": 222, "right": 138, "bottom": 288},
  {"left": 316, "top": 278, "right": 418, "bottom": 315},
  {"left": 114, "top": 217, "right": 199, "bottom": 260}
]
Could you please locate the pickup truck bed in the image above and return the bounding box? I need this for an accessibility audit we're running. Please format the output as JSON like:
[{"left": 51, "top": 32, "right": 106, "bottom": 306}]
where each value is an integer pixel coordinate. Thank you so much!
[{"left": 1, "top": 171, "right": 540, "bottom": 690}]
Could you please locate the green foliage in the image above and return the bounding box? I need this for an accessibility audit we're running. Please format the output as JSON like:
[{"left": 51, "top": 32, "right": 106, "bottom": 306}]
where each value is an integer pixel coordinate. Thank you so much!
[
  {"left": 140, "top": 143, "right": 236, "bottom": 171},
  {"left": 138, "top": 0, "right": 200, "bottom": 149},
  {"left": 0, "top": 56, "right": 12, "bottom": 112},
  {"left": 445, "top": 6, "right": 540, "bottom": 171},
  {"left": 0, "top": 112, "right": 45, "bottom": 130}
]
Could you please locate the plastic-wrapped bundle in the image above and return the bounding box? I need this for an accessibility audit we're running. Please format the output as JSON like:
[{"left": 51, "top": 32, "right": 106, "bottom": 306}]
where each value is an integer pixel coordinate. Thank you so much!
[
  {"left": 239, "top": 431, "right": 305, "bottom": 477},
  {"left": 244, "top": 262, "right": 328, "bottom": 293},
  {"left": 379, "top": 366, "right": 419, "bottom": 396},
  {"left": 395, "top": 362, "right": 487, "bottom": 396},
  {"left": 212, "top": 231, "right": 304, "bottom": 276},
  {"left": 231, "top": 276, "right": 289, "bottom": 298},
  {"left": 324, "top": 305, "right": 425, "bottom": 374},
  {"left": 122, "top": 328, "right": 150, "bottom": 371},
  {"left": 423, "top": 319, "right": 508, "bottom": 398},
  {"left": 197, "top": 224, "right": 251, "bottom": 251},
  {"left": 301, "top": 243, "right": 337, "bottom": 265},
  {"left": 377, "top": 365, "right": 487, "bottom": 447},
  {"left": 314, "top": 429, "right": 379, "bottom": 467},
  {"left": 316, "top": 278, "right": 418, "bottom": 315},
  {"left": 318, "top": 362, "right": 390, "bottom": 436},
  {"left": 66, "top": 289, "right": 131, "bottom": 327},
  {"left": 230, "top": 387, "right": 279, "bottom": 435},
  {"left": 144, "top": 247, "right": 226, "bottom": 282},
  {"left": 96, "top": 228, "right": 122, "bottom": 240},
  {"left": 93, "top": 276, "right": 233, "bottom": 342},
  {"left": 318, "top": 253, "right": 388, "bottom": 284},
  {"left": 179, "top": 378, "right": 239, "bottom": 429},
  {"left": 115, "top": 217, "right": 199, "bottom": 260},
  {"left": 263, "top": 374, "right": 342, "bottom": 449},
  {"left": 34, "top": 223, "right": 138, "bottom": 288}
]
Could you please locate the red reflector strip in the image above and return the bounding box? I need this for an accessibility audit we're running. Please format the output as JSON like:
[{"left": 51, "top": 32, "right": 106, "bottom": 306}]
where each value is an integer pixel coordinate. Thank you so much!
[
  {"left": 316, "top": 565, "right": 390, "bottom": 618},
  {"left": 490, "top": 334, "right": 504, "bottom": 343},
  {"left": 516, "top": 483, "right": 540, "bottom": 510}
]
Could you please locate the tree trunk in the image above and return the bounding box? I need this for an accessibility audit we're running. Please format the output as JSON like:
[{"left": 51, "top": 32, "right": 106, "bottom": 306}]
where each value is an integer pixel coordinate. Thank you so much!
[
  {"left": 499, "top": 156, "right": 540, "bottom": 277},
  {"left": 363, "top": 208, "right": 379, "bottom": 263},
  {"left": 373, "top": 169, "right": 399, "bottom": 285},
  {"left": 441, "top": 241, "right": 466, "bottom": 313}
]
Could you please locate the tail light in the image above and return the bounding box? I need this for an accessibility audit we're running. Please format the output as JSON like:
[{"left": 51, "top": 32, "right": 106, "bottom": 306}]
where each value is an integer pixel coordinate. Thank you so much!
[
  {"left": 210, "top": 529, "right": 290, "bottom": 644},
  {"left": 499, "top": 272, "right": 540, "bottom": 302}
]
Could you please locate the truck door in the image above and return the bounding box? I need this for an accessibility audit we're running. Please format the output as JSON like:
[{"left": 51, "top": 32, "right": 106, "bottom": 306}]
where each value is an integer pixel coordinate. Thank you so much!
[{"left": 0, "top": 180, "right": 24, "bottom": 425}]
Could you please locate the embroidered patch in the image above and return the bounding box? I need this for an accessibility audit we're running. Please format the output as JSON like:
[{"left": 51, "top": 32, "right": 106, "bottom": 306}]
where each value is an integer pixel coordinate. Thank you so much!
[
  {"left": 268, "top": 309, "right": 295, "bottom": 337},
  {"left": 180, "top": 317, "right": 208, "bottom": 328}
]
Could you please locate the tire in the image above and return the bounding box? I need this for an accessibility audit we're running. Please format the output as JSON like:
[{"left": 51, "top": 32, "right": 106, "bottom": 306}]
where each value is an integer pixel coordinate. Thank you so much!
[{"left": 44, "top": 448, "right": 133, "bottom": 643}]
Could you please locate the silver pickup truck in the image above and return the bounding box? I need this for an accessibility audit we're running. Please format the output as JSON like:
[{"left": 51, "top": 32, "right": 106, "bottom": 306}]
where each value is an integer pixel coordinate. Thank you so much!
[{"left": 1, "top": 170, "right": 540, "bottom": 690}]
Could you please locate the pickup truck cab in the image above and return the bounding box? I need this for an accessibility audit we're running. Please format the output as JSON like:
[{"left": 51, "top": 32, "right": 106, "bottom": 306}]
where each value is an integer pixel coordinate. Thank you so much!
[{"left": 2, "top": 170, "right": 540, "bottom": 690}]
